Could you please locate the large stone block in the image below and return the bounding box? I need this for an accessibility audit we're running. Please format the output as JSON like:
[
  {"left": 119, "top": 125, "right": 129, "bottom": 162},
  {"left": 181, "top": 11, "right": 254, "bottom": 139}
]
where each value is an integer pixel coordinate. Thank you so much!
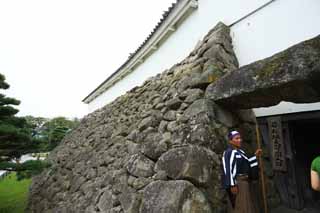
[
  {"left": 140, "top": 132, "right": 168, "bottom": 160},
  {"left": 97, "top": 189, "right": 113, "bottom": 212},
  {"left": 139, "top": 180, "right": 211, "bottom": 213},
  {"left": 181, "top": 99, "right": 215, "bottom": 122},
  {"left": 155, "top": 145, "right": 219, "bottom": 186},
  {"left": 118, "top": 187, "right": 141, "bottom": 213},
  {"left": 126, "top": 154, "right": 155, "bottom": 178},
  {"left": 206, "top": 35, "right": 320, "bottom": 109}
]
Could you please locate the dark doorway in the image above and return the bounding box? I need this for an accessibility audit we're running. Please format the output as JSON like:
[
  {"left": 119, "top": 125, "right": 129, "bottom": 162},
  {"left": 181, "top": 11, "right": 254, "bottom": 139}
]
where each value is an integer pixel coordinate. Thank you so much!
[
  {"left": 290, "top": 118, "right": 320, "bottom": 208},
  {"left": 258, "top": 111, "right": 320, "bottom": 212}
]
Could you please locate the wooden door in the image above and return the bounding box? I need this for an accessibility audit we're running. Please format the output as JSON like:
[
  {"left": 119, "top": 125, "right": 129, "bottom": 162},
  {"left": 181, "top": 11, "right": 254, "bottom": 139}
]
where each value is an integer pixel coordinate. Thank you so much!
[
  {"left": 274, "top": 122, "right": 304, "bottom": 209},
  {"left": 265, "top": 117, "right": 304, "bottom": 210}
]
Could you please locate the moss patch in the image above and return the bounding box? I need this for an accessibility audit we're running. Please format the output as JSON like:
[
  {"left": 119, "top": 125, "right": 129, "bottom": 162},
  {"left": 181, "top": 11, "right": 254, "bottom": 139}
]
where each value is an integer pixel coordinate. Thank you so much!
[{"left": 257, "top": 51, "right": 289, "bottom": 80}]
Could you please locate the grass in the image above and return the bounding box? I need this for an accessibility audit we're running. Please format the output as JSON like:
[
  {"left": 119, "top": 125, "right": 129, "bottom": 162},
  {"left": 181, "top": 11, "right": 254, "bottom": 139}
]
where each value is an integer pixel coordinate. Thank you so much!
[{"left": 0, "top": 172, "right": 31, "bottom": 213}]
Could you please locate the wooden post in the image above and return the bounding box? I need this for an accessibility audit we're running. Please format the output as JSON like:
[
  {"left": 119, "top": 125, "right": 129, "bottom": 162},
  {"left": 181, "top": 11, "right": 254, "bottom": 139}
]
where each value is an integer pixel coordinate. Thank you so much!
[{"left": 255, "top": 124, "right": 268, "bottom": 213}]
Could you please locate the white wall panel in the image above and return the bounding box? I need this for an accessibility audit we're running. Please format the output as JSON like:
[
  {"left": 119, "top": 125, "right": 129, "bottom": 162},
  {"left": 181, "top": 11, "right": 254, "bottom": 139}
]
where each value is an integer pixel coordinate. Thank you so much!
[{"left": 88, "top": 0, "right": 320, "bottom": 117}]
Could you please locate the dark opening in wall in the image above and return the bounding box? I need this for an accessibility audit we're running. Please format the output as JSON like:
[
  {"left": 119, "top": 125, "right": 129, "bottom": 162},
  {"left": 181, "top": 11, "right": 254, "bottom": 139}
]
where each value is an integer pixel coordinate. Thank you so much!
[
  {"left": 258, "top": 111, "right": 320, "bottom": 212},
  {"left": 290, "top": 118, "right": 320, "bottom": 208}
]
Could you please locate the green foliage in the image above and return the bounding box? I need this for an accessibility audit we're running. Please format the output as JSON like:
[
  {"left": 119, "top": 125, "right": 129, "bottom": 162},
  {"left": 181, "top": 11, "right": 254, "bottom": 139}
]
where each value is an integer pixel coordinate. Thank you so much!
[
  {"left": 0, "top": 73, "right": 9, "bottom": 89},
  {"left": 0, "top": 160, "right": 51, "bottom": 180},
  {"left": 0, "top": 73, "right": 33, "bottom": 159},
  {"left": 23, "top": 115, "right": 79, "bottom": 151},
  {"left": 0, "top": 161, "right": 16, "bottom": 170},
  {"left": 0, "top": 172, "right": 31, "bottom": 213},
  {"left": 0, "top": 73, "right": 78, "bottom": 179},
  {"left": 16, "top": 160, "right": 51, "bottom": 180},
  {"left": 40, "top": 116, "right": 79, "bottom": 150}
]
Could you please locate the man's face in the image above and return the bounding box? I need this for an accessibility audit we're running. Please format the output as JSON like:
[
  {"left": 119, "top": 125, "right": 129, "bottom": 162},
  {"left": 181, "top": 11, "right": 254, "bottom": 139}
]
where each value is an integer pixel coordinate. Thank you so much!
[{"left": 230, "top": 134, "right": 242, "bottom": 148}]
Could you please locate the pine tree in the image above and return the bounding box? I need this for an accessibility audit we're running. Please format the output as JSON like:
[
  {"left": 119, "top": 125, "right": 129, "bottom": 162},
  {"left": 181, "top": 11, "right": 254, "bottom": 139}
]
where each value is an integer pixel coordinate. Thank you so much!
[{"left": 0, "top": 73, "right": 36, "bottom": 160}]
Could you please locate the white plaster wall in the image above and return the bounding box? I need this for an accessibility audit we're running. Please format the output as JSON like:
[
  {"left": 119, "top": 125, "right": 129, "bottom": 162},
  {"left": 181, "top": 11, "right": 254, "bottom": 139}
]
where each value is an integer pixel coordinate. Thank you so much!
[
  {"left": 88, "top": 0, "right": 320, "bottom": 116},
  {"left": 229, "top": 0, "right": 320, "bottom": 116}
]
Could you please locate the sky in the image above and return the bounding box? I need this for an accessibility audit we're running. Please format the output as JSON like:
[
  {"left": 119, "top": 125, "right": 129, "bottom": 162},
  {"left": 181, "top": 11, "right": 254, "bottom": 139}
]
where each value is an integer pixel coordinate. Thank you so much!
[{"left": 0, "top": 0, "right": 175, "bottom": 118}]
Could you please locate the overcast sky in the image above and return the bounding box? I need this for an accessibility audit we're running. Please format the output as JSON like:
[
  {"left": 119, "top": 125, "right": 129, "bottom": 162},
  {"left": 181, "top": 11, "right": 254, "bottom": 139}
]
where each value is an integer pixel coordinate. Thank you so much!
[{"left": 0, "top": 0, "right": 175, "bottom": 118}]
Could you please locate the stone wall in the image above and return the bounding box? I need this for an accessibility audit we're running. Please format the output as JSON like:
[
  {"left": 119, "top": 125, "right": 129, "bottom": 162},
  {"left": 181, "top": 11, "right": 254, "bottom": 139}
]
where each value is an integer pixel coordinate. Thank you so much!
[{"left": 28, "top": 23, "right": 271, "bottom": 213}]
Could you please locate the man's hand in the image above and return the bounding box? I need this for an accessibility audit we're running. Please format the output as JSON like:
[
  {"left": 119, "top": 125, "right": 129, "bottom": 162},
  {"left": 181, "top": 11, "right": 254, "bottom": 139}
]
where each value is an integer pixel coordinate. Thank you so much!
[
  {"left": 230, "top": 185, "right": 238, "bottom": 195},
  {"left": 255, "top": 149, "right": 263, "bottom": 157}
]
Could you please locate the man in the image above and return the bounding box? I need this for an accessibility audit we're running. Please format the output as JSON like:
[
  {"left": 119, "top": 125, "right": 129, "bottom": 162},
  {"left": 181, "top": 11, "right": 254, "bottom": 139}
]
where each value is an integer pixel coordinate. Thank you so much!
[
  {"left": 311, "top": 156, "right": 320, "bottom": 191},
  {"left": 222, "top": 130, "right": 262, "bottom": 213}
]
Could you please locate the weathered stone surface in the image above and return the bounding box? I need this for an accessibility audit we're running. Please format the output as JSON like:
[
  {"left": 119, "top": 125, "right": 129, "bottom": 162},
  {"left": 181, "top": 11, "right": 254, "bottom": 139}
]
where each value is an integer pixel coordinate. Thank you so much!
[
  {"left": 167, "top": 120, "right": 179, "bottom": 132},
  {"left": 155, "top": 146, "right": 219, "bottom": 186},
  {"left": 28, "top": 22, "right": 276, "bottom": 213},
  {"left": 139, "top": 180, "right": 211, "bottom": 213},
  {"left": 97, "top": 189, "right": 113, "bottom": 212},
  {"left": 110, "top": 206, "right": 123, "bottom": 213},
  {"left": 127, "top": 129, "right": 139, "bottom": 142},
  {"left": 206, "top": 35, "right": 320, "bottom": 109},
  {"left": 190, "top": 65, "right": 224, "bottom": 89},
  {"left": 152, "top": 170, "right": 168, "bottom": 180},
  {"left": 118, "top": 187, "right": 141, "bottom": 213},
  {"left": 138, "top": 116, "right": 161, "bottom": 131},
  {"left": 132, "top": 177, "right": 152, "bottom": 190},
  {"left": 184, "top": 89, "right": 204, "bottom": 103},
  {"left": 181, "top": 99, "right": 215, "bottom": 122},
  {"left": 165, "top": 98, "right": 182, "bottom": 110},
  {"left": 126, "top": 140, "right": 140, "bottom": 155},
  {"left": 236, "top": 109, "right": 257, "bottom": 124},
  {"left": 141, "top": 133, "right": 168, "bottom": 160},
  {"left": 158, "top": 120, "right": 168, "bottom": 133},
  {"left": 126, "top": 154, "right": 155, "bottom": 178},
  {"left": 214, "top": 104, "right": 237, "bottom": 127},
  {"left": 180, "top": 88, "right": 201, "bottom": 99},
  {"left": 163, "top": 110, "right": 176, "bottom": 121}
]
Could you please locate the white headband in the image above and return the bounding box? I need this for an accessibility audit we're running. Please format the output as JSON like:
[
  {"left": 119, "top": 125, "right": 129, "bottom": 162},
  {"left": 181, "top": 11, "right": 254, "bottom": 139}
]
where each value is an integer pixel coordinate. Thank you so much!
[{"left": 228, "top": 130, "right": 240, "bottom": 139}]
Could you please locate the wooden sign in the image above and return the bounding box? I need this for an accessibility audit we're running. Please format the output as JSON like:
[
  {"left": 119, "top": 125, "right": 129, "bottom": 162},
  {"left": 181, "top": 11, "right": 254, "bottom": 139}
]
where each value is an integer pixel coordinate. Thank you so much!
[{"left": 267, "top": 116, "right": 287, "bottom": 171}]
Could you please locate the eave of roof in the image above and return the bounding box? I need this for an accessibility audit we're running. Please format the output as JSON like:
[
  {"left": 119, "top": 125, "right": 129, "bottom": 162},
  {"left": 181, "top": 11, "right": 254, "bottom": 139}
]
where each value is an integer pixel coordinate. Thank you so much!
[{"left": 83, "top": 0, "right": 198, "bottom": 103}]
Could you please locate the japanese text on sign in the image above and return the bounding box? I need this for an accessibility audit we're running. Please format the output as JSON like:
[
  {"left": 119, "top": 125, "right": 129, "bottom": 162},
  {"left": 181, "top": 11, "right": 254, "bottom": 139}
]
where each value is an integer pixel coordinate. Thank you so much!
[{"left": 268, "top": 117, "right": 287, "bottom": 171}]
